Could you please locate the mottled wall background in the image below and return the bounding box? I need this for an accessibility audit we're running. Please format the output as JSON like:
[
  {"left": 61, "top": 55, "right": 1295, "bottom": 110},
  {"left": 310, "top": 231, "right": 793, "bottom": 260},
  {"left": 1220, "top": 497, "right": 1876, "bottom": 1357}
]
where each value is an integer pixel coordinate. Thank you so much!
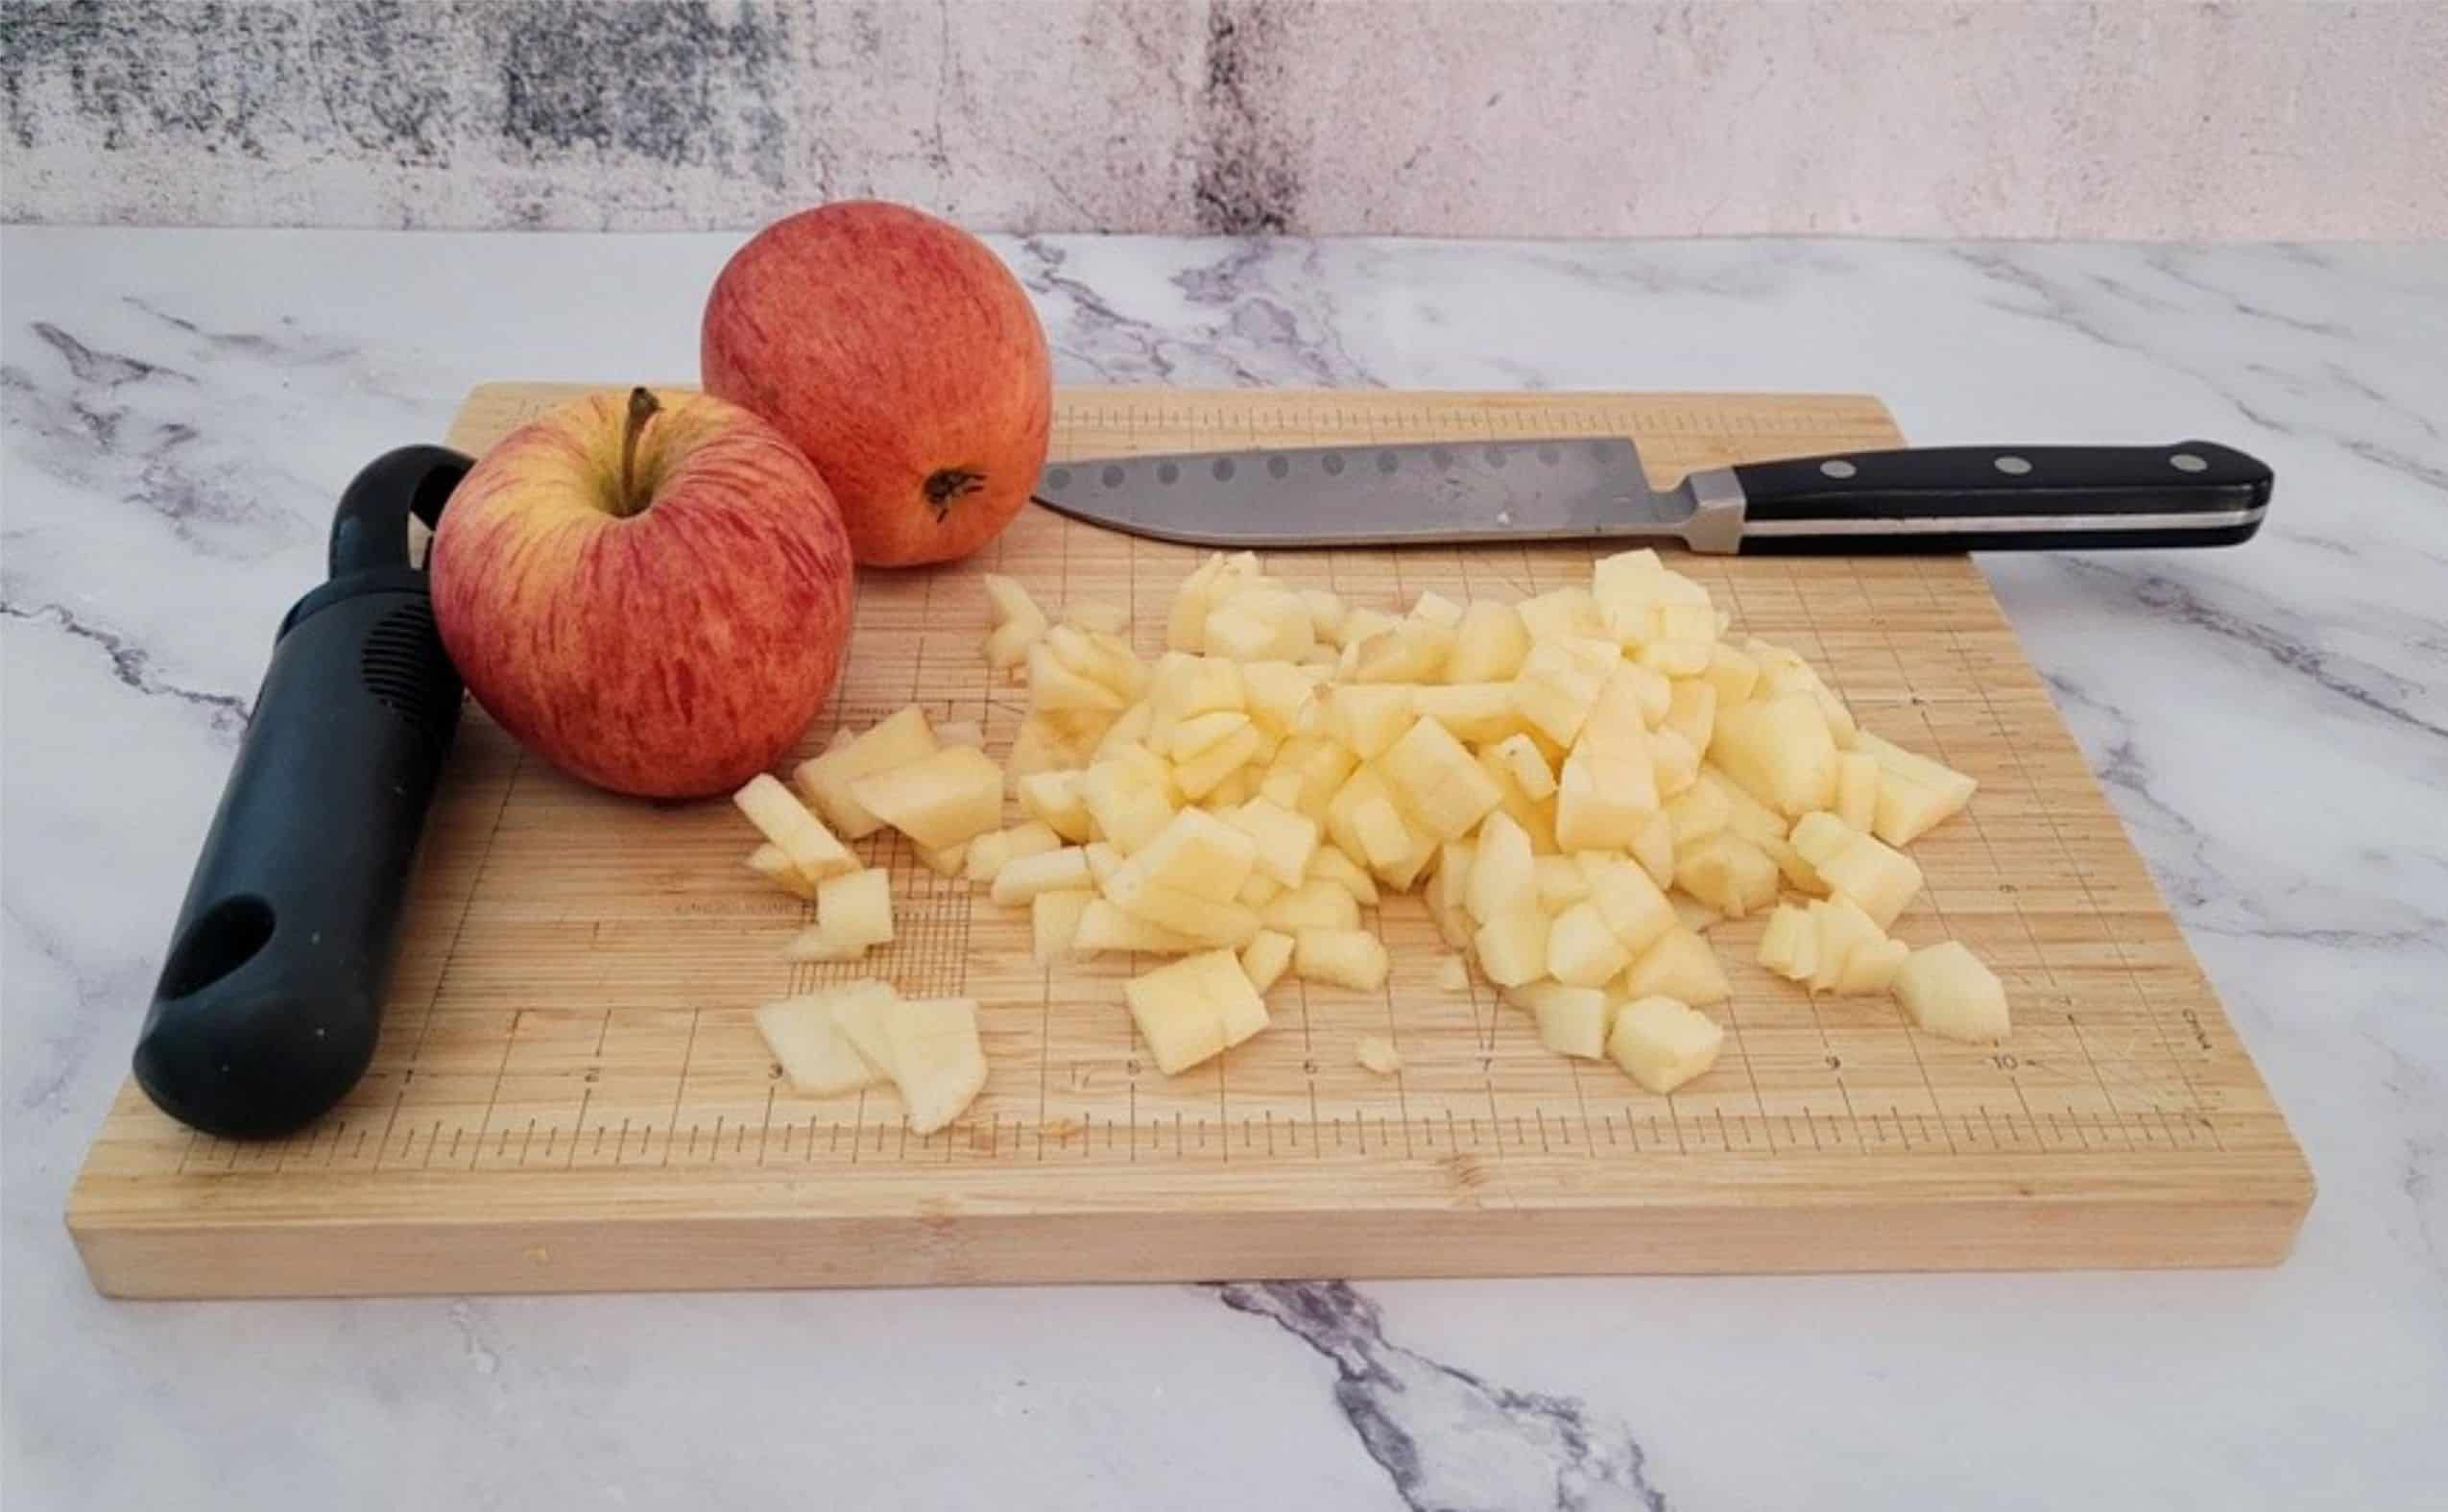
[{"left": 3, "top": 0, "right": 2442, "bottom": 239}]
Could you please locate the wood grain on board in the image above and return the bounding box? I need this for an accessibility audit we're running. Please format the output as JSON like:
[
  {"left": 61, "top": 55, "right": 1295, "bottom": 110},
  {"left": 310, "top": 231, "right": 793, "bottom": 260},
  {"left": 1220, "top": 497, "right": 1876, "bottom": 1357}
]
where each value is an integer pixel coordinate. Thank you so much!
[{"left": 67, "top": 386, "right": 2311, "bottom": 1297}]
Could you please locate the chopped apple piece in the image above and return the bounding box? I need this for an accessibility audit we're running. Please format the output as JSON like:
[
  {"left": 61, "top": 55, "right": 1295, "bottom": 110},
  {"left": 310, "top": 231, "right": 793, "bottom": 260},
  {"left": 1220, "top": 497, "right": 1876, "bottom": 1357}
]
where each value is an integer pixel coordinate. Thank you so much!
[
  {"left": 1805, "top": 896, "right": 1886, "bottom": 993},
  {"left": 1533, "top": 853, "right": 1592, "bottom": 911},
  {"left": 1348, "top": 620, "right": 1453, "bottom": 684},
  {"left": 1554, "top": 745, "right": 1655, "bottom": 852},
  {"left": 1531, "top": 986, "right": 1614, "bottom": 1059},
  {"left": 1663, "top": 679, "right": 1717, "bottom": 753},
  {"left": 1517, "top": 586, "right": 1603, "bottom": 642},
  {"left": 1702, "top": 642, "right": 1761, "bottom": 704},
  {"left": 966, "top": 821, "right": 1063, "bottom": 884},
  {"left": 828, "top": 990, "right": 900, "bottom": 1080},
  {"left": 1006, "top": 711, "right": 1090, "bottom": 783},
  {"left": 1262, "top": 878, "right": 1364, "bottom": 932},
  {"left": 1578, "top": 854, "right": 1676, "bottom": 955},
  {"left": 1101, "top": 863, "right": 1261, "bottom": 948},
  {"left": 816, "top": 868, "right": 895, "bottom": 948},
  {"left": 1294, "top": 929, "right": 1390, "bottom": 991},
  {"left": 733, "top": 773, "right": 860, "bottom": 882},
  {"left": 1166, "top": 552, "right": 1262, "bottom": 652},
  {"left": 1710, "top": 692, "right": 1838, "bottom": 818},
  {"left": 1638, "top": 640, "right": 1710, "bottom": 677},
  {"left": 1380, "top": 715, "right": 1503, "bottom": 840},
  {"left": 1838, "top": 936, "right": 1911, "bottom": 996},
  {"left": 1298, "top": 588, "right": 1349, "bottom": 645},
  {"left": 1410, "top": 683, "right": 1523, "bottom": 743},
  {"left": 1595, "top": 661, "right": 1671, "bottom": 732},
  {"left": 794, "top": 707, "right": 938, "bottom": 840},
  {"left": 1448, "top": 600, "right": 1531, "bottom": 682},
  {"left": 1547, "top": 901, "right": 1632, "bottom": 987},
  {"left": 1080, "top": 756, "right": 1178, "bottom": 852},
  {"left": 1125, "top": 949, "right": 1270, "bottom": 1073},
  {"left": 852, "top": 746, "right": 1004, "bottom": 850},
  {"left": 985, "top": 618, "right": 1042, "bottom": 672},
  {"left": 1701, "top": 765, "right": 1790, "bottom": 846},
  {"left": 991, "top": 846, "right": 1092, "bottom": 907},
  {"left": 1306, "top": 844, "right": 1380, "bottom": 905},
  {"left": 1016, "top": 770, "right": 1093, "bottom": 843},
  {"left": 1466, "top": 811, "right": 1537, "bottom": 925},
  {"left": 1032, "top": 889, "right": 1092, "bottom": 964},
  {"left": 1476, "top": 745, "right": 1561, "bottom": 853},
  {"left": 1240, "top": 928, "right": 1296, "bottom": 994},
  {"left": 1240, "top": 660, "right": 1316, "bottom": 737},
  {"left": 1669, "top": 890, "right": 1723, "bottom": 934},
  {"left": 1662, "top": 777, "right": 1729, "bottom": 846},
  {"left": 1206, "top": 588, "right": 1317, "bottom": 662},
  {"left": 1647, "top": 728, "right": 1699, "bottom": 799},
  {"left": 1327, "top": 684, "right": 1417, "bottom": 759},
  {"left": 1757, "top": 903, "right": 1810, "bottom": 977},
  {"left": 1854, "top": 730, "right": 1979, "bottom": 845},
  {"left": 1171, "top": 723, "right": 1264, "bottom": 801},
  {"left": 1673, "top": 832, "right": 1779, "bottom": 920},
  {"left": 1488, "top": 733, "right": 1557, "bottom": 801},
  {"left": 1083, "top": 841, "right": 1123, "bottom": 887},
  {"left": 746, "top": 843, "right": 818, "bottom": 901},
  {"left": 1072, "top": 898, "right": 1204, "bottom": 956},
  {"left": 1223, "top": 797, "right": 1321, "bottom": 887},
  {"left": 755, "top": 984, "right": 894, "bottom": 1095},
  {"left": 1355, "top": 1036, "right": 1404, "bottom": 1076},
  {"left": 1608, "top": 996, "right": 1723, "bottom": 1093},
  {"left": 1165, "top": 709, "right": 1250, "bottom": 762},
  {"left": 912, "top": 839, "right": 968, "bottom": 877},
  {"left": 1475, "top": 904, "right": 1549, "bottom": 988},
  {"left": 1622, "top": 929, "right": 1729, "bottom": 1005},
  {"left": 1026, "top": 639, "right": 1128, "bottom": 713},
  {"left": 1894, "top": 940, "right": 2009, "bottom": 1043},
  {"left": 1236, "top": 874, "right": 1283, "bottom": 909},
  {"left": 885, "top": 997, "right": 989, "bottom": 1135},
  {"left": 1117, "top": 806, "right": 1258, "bottom": 901},
  {"left": 984, "top": 571, "right": 1046, "bottom": 633},
  {"left": 1512, "top": 640, "right": 1606, "bottom": 746},
  {"left": 1790, "top": 814, "right": 1924, "bottom": 928}
]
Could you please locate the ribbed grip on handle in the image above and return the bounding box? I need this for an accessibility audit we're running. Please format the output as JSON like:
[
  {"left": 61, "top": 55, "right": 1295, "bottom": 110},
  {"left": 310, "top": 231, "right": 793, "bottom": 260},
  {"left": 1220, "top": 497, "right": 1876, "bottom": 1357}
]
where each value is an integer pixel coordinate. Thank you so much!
[{"left": 1732, "top": 441, "right": 2272, "bottom": 554}]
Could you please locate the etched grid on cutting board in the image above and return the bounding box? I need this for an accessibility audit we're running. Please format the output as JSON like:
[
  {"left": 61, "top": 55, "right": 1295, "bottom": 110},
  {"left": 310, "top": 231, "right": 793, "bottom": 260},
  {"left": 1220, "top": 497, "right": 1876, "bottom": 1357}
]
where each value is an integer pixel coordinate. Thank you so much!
[{"left": 108, "top": 388, "right": 2266, "bottom": 1188}]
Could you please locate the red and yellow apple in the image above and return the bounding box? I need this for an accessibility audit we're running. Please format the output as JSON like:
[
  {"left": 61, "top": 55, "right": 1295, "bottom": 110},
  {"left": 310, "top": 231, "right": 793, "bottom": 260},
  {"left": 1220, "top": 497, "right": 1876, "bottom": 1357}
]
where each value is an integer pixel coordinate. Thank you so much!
[
  {"left": 701, "top": 200, "right": 1052, "bottom": 567},
  {"left": 431, "top": 387, "right": 854, "bottom": 799}
]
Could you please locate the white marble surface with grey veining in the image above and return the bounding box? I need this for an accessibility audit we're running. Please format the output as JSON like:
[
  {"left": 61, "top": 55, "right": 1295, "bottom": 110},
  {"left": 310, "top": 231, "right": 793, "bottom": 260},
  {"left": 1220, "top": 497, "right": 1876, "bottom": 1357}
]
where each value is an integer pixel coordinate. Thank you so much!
[{"left": 3, "top": 228, "right": 2444, "bottom": 1510}]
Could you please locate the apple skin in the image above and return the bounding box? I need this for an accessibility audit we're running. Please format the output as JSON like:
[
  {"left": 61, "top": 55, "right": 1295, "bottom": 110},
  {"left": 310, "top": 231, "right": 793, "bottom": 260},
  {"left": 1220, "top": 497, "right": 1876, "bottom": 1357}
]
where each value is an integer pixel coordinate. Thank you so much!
[
  {"left": 701, "top": 201, "right": 1052, "bottom": 567},
  {"left": 430, "top": 388, "right": 855, "bottom": 800}
]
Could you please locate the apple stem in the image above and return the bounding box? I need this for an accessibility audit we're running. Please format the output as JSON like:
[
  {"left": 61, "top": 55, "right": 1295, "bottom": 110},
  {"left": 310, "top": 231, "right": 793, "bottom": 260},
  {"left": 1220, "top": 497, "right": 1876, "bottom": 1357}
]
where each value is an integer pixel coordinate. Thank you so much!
[{"left": 620, "top": 387, "right": 661, "bottom": 517}]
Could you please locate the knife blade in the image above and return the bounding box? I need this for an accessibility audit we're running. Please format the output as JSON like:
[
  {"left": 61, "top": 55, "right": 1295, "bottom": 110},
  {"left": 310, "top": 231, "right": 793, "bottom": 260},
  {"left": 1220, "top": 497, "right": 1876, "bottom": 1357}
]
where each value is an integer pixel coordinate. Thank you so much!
[{"left": 1033, "top": 435, "right": 2272, "bottom": 554}]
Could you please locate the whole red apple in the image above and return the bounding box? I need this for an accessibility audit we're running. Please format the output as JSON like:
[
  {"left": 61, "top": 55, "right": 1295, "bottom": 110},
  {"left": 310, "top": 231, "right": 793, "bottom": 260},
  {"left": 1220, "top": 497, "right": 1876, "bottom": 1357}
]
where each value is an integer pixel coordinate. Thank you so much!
[
  {"left": 430, "top": 387, "right": 854, "bottom": 799},
  {"left": 700, "top": 201, "right": 1052, "bottom": 567}
]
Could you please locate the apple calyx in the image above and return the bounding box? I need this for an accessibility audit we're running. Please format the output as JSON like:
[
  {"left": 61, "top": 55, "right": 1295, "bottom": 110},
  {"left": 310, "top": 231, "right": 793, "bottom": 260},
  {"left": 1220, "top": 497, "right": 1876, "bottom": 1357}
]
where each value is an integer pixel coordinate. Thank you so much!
[
  {"left": 922, "top": 467, "right": 987, "bottom": 523},
  {"left": 614, "top": 386, "right": 662, "bottom": 518}
]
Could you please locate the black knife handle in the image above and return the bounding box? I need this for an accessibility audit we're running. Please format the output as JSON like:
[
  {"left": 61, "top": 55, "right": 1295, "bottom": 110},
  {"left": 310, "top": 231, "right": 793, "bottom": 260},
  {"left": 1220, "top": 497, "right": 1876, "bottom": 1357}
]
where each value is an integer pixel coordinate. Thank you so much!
[
  {"left": 1731, "top": 442, "right": 2271, "bottom": 554},
  {"left": 133, "top": 447, "right": 471, "bottom": 1139}
]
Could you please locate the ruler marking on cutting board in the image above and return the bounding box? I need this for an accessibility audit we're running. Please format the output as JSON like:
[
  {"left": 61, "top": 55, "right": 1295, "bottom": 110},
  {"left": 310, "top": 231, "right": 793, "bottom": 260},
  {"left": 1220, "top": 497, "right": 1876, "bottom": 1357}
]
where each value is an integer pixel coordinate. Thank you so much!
[{"left": 61, "top": 387, "right": 2311, "bottom": 1296}]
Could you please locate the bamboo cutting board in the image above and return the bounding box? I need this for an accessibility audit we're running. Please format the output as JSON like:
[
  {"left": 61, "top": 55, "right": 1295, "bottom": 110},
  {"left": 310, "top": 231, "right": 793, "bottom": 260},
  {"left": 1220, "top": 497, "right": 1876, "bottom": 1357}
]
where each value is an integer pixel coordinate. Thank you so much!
[{"left": 68, "top": 386, "right": 2312, "bottom": 1297}]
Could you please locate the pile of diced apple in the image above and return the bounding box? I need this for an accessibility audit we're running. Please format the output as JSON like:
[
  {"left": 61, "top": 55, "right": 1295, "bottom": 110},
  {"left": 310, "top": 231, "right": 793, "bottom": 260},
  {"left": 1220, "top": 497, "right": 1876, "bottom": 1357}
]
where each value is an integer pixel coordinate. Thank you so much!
[{"left": 732, "top": 542, "right": 2010, "bottom": 1130}]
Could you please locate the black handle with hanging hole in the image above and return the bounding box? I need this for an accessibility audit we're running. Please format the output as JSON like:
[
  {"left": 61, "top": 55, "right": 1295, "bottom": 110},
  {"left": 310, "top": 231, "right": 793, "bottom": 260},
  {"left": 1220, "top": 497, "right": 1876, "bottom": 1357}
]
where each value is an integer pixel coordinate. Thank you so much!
[
  {"left": 133, "top": 446, "right": 471, "bottom": 1139},
  {"left": 1731, "top": 442, "right": 2272, "bottom": 553}
]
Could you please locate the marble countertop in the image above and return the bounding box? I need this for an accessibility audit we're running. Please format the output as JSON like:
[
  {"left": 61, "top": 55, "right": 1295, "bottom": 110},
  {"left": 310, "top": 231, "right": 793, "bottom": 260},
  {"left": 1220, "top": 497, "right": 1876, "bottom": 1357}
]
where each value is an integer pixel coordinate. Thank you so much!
[{"left": 3, "top": 228, "right": 2442, "bottom": 1509}]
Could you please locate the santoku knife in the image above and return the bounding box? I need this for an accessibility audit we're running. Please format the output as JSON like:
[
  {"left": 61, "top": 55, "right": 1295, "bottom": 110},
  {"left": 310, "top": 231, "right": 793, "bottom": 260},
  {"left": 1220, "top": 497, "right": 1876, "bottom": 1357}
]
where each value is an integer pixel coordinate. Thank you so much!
[{"left": 1034, "top": 435, "right": 2271, "bottom": 553}]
